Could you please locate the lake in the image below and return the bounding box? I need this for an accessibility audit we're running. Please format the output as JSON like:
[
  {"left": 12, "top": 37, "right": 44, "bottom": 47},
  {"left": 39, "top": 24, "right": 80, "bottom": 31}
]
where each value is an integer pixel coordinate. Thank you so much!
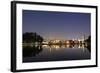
[{"left": 23, "top": 44, "right": 91, "bottom": 63}]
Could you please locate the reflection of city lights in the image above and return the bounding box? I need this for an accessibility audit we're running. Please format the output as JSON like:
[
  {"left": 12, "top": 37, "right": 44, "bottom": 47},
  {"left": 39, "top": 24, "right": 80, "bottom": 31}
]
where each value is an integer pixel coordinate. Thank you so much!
[
  {"left": 42, "top": 45, "right": 48, "bottom": 48},
  {"left": 55, "top": 45, "right": 60, "bottom": 50},
  {"left": 49, "top": 48, "right": 52, "bottom": 52},
  {"left": 66, "top": 45, "right": 70, "bottom": 48},
  {"left": 78, "top": 45, "right": 81, "bottom": 48},
  {"left": 42, "top": 44, "right": 86, "bottom": 49},
  {"left": 53, "top": 45, "right": 60, "bottom": 49},
  {"left": 61, "top": 45, "right": 66, "bottom": 48},
  {"left": 82, "top": 44, "right": 85, "bottom": 48},
  {"left": 78, "top": 44, "right": 85, "bottom": 49}
]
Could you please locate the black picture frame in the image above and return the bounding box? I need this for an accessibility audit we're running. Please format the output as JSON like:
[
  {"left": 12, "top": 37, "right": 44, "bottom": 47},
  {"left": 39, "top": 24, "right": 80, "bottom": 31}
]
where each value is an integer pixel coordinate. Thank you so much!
[{"left": 11, "top": 1, "right": 98, "bottom": 72}]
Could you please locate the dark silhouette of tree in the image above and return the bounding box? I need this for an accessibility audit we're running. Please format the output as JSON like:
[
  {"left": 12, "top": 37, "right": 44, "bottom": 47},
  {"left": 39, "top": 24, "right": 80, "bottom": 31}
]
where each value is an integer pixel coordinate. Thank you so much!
[
  {"left": 85, "top": 36, "right": 91, "bottom": 52},
  {"left": 85, "top": 36, "right": 91, "bottom": 45},
  {"left": 23, "top": 32, "right": 36, "bottom": 43},
  {"left": 23, "top": 32, "right": 43, "bottom": 43},
  {"left": 36, "top": 35, "right": 43, "bottom": 43}
]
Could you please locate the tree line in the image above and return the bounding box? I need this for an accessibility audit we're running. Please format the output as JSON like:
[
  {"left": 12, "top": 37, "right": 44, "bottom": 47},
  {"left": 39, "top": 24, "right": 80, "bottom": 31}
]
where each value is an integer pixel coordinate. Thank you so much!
[{"left": 23, "top": 32, "right": 44, "bottom": 43}]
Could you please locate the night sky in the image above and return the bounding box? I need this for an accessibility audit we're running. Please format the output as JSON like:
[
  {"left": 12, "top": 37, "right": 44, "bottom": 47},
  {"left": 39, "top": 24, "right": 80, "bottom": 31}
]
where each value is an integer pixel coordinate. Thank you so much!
[{"left": 23, "top": 10, "right": 91, "bottom": 40}]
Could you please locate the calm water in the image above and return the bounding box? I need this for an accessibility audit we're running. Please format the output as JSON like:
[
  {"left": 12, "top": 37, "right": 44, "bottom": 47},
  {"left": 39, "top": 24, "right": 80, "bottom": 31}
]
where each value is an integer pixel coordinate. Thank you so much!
[{"left": 23, "top": 44, "right": 91, "bottom": 63}]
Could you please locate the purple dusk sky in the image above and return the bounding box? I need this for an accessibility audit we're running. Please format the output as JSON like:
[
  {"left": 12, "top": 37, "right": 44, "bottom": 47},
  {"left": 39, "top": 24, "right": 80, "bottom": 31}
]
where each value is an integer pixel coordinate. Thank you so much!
[{"left": 23, "top": 10, "right": 91, "bottom": 40}]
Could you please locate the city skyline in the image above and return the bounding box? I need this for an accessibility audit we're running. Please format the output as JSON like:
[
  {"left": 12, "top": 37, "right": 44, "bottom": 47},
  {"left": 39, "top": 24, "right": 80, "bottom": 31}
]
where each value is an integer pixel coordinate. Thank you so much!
[{"left": 23, "top": 10, "right": 91, "bottom": 40}]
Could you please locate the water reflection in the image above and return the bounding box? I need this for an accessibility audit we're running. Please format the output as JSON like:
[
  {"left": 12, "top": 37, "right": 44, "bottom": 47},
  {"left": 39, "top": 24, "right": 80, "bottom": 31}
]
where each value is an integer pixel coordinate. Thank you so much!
[
  {"left": 42, "top": 44, "right": 86, "bottom": 49},
  {"left": 23, "top": 45, "right": 43, "bottom": 57},
  {"left": 23, "top": 44, "right": 90, "bottom": 56},
  {"left": 23, "top": 44, "right": 90, "bottom": 62},
  {"left": 42, "top": 44, "right": 90, "bottom": 52}
]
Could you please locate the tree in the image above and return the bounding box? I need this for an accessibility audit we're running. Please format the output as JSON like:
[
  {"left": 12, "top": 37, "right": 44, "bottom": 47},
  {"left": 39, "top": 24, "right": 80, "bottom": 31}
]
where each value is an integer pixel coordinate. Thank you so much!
[
  {"left": 85, "top": 36, "right": 91, "bottom": 44},
  {"left": 36, "top": 35, "right": 43, "bottom": 43},
  {"left": 23, "top": 32, "right": 36, "bottom": 43},
  {"left": 23, "top": 32, "right": 43, "bottom": 43},
  {"left": 85, "top": 36, "right": 91, "bottom": 52}
]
